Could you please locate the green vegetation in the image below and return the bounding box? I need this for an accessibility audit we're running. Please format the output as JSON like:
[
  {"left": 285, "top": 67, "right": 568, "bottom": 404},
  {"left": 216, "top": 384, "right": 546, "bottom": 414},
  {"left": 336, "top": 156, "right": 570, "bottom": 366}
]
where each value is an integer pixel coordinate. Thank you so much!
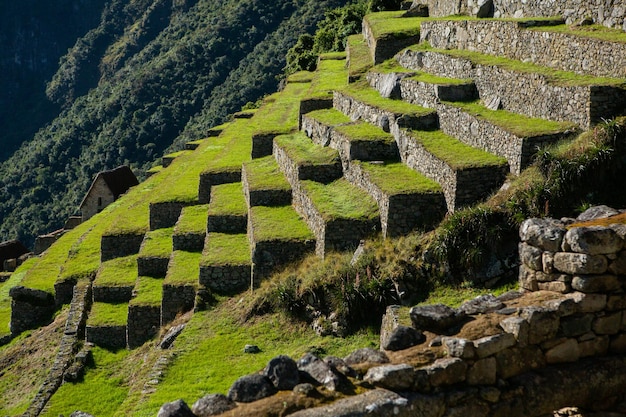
[
  {"left": 138, "top": 228, "right": 173, "bottom": 259},
  {"left": 355, "top": 161, "right": 442, "bottom": 194},
  {"left": 410, "top": 129, "right": 508, "bottom": 169},
  {"left": 363, "top": 11, "right": 424, "bottom": 40},
  {"left": 275, "top": 133, "right": 341, "bottom": 166},
  {"left": 529, "top": 23, "right": 626, "bottom": 44},
  {"left": 88, "top": 302, "right": 128, "bottom": 327},
  {"left": 252, "top": 80, "right": 311, "bottom": 135},
  {"left": 162, "top": 150, "right": 190, "bottom": 161},
  {"left": 373, "top": 59, "right": 472, "bottom": 86},
  {"left": 130, "top": 277, "right": 163, "bottom": 307},
  {"left": 164, "top": 251, "right": 200, "bottom": 286},
  {"left": 174, "top": 205, "right": 209, "bottom": 235},
  {"left": 243, "top": 157, "right": 291, "bottom": 192},
  {"left": 94, "top": 256, "right": 137, "bottom": 288},
  {"left": 249, "top": 206, "right": 314, "bottom": 242},
  {"left": 201, "top": 233, "right": 251, "bottom": 266},
  {"left": 301, "top": 179, "right": 379, "bottom": 221},
  {"left": 201, "top": 119, "right": 254, "bottom": 174},
  {"left": 347, "top": 34, "right": 373, "bottom": 80},
  {"left": 450, "top": 100, "right": 578, "bottom": 137},
  {"left": 306, "top": 57, "right": 348, "bottom": 100},
  {"left": 339, "top": 82, "right": 436, "bottom": 116},
  {"left": 0, "top": 258, "right": 39, "bottom": 337},
  {"left": 287, "top": 71, "right": 315, "bottom": 83},
  {"left": 306, "top": 108, "right": 353, "bottom": 126},
  {"left": 208, "top": 183, "right": 247, "bottom": 216},
  {"left": 335, "top": 121, "right": 395, "bottom": 143}
]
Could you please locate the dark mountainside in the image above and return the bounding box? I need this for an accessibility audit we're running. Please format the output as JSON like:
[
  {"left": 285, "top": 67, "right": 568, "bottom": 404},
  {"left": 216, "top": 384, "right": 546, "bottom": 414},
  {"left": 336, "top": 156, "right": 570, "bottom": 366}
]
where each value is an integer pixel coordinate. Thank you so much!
[{"left": 0, "top": 0, "right": 348, "bottom": 247}]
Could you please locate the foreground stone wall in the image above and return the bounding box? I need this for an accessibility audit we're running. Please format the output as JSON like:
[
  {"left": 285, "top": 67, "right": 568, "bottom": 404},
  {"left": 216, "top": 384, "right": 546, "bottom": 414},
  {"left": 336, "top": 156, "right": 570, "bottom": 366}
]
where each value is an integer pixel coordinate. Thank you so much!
[
  {"left": 100, "top": 233, "right": 145, "bottom": 262},
  {"left": 150, "top": 202, "right": 192, "bottom": 230}
]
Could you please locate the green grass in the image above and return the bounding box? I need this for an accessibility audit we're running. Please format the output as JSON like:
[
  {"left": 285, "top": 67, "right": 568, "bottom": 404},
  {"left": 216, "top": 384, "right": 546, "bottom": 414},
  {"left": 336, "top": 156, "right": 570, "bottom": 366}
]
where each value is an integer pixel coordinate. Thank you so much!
[
  {"left": 146, "top": 165, "right": 163, "bottom": 175},
  {"left": 174, "top": 204, "right": 209, "bottom": 234},
  {"left": 334, "top": 121, "right": 395, "bottom": 143},
  {"left": 364, "top": 11, "right": 424, "bottom": 40},
  {"left": 307, "top": 58, "right": 347, "bottom": 100},
  {"left": 274, "top": 133, "right": 340, "bottom": 166},
  {"left": 306, "top": 108, "right": 352, "bottom": 126},
  {"left": 347, "top": 34, "right": 373, "bottom": 80},
  {"left": 249, "top": 206, "right": 314, "bottom": 242},
  {"left": 201, "top": 118, "right": 254, "bottom": 173},
  {"left": 94, "top": 256, "right": 138, "bottom": 288},
  {"left": 408, "top": 44, "right": 626, "bottom": 87},
  {"left": 201, "top": 233, "right": 251, "bottom": 266},
  {"left": 253, "top": 80, "right": 311, "bottom": 135},
  {"left": 301, "top": 179, "right": 379, "bottom": 221},
  {"left": 373, "top": 59, "right": 472, "bottom": 86},
  {"left": 355, "top": 161, "right": 442, "bottom": 195},
  {"left": 208, "top": 182, "right": 246, "bottom": 216},
  {"left": 0, "top": 258, "right": 39, "bottom": 337},
  {"left": 88, "top": 302, "right": 128, "bottom": 326},
  {"left": 40, "top": 347, "right": 131, "bottom": 417},
  {"left": 243, "top": 156, "right": 291, "bottom": 191},
  {"left": 287, "top": 70, "right": 315, "bottom": 83},
  {"left": 130, "top": 276, "right": 163, "bottom": 307},
  {"left": 410, "top": 129, "right": 508, "bottom": 169},
  {"left": 164, "top": 251, "right": 200, "bottom": 286},
  {"left": 162, "top": 150, "right": 190, "bottom": 160},
  {"left": 185, "top": 139, "right": 205, "bottom": 147},
  {"left": 319, "top": 51, "right": 347, "bottom": 60},
  {"left": 529, "top": 23, "right": 626, "bottom": 44},
  {"left": 138, "top": 228, "right": 173, "bottom": 259},
  {"left": 450, "top": 100, "right": 578, "bottom": 137},
  {"left": 339, "top": 82, "right": 435, "bottom": 116}
]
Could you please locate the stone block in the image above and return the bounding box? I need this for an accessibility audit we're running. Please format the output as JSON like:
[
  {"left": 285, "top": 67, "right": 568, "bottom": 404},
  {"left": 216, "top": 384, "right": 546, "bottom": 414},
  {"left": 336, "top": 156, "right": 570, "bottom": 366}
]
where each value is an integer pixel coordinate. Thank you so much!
[
  {"left": 542, "top": 251, "right": 555, "bottom": 273},
  {"left": 467, "top": 357, "right": 497, "bottom": 385},
  {"left": 592, "top": 312, "right": 622, "bottom": 335},
  {"left": 543, "top": 297, "right": 577, "bottom": 317},
  {"left": 409, "top": 304, "right": 466, "bottom": 333},
  {"left": 571, "top": 274, "right": 621, "bottom": 293},
  {"left": 607, "top": 294, "right": 626, "bottom": 311},
  {"left": 537, "top": 281, "right": 570, "bottom": 293},
  {"left": 424, "top": 358, "right": 467, "bottom": 386},
  {"left": 458, "top": 294, "right": 505, "bottom": 315},
  {"left": 500, "top": 316, "right": 529, "bottom": 346},
  {"left": 520, "top": 306, "right": 560, "bottom": 345},
  {"left": 579, "top": 335, "right": 609, "bottom": 358},
  {"left": 443, "top": 337, "right": 476, "bottom": 359},
  {"left": 519, "top": 242, "right": 542, "bottom": 271},
  {"left": 545, "top": 338, "right": 579, "bottom": 364},
  {"left": 519, "top": 218, "right": 565, "bottom": 252},
  {"left": 473, "top": 333, "right": 516, "bottom": 358},
  {"left": 565, "top": 292, "right": 607, "bottom": 313},
  {"left": 518, "top": 265, "right": 538, "bottom": 291},
  {"left": 563, "top": 226, "right": 622, "bottom": 255},
  {"left": 495, "top": 345, "right": 545, "bottom": 379},
  {"left": 559, "top": 314, "right": 593, "bottom": 337},
  {"left": 608, "top": 250, "right": 626, "bottom": 275},
  {"left": 609, "top": 333, "right": 626, "bottom": 353},
  {"left": 364, "top": 363, "right": 415, "bottom": 391},
  {"left": 553, "top": 252, "right": 608, "bottom": 275}
]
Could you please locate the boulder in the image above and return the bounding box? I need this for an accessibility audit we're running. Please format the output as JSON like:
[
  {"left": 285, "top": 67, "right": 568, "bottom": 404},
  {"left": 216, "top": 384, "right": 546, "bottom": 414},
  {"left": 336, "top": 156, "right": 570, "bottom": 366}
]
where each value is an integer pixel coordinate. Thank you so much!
[
  {"left": 157, "top": 399, "right": 196, "bottom": 417},
  {"left": 564, "top": 226, "right": 622, "bottom": 255},
  {"left": 159, "top": 324, "right": 186, "bottom": 349},
  {"left": 324, "top": 356, "right": 357, "bottom": 378},
  {"left": 263, "top": 355, "right": 300, "bottom": 390},
  {"left": 344, "top": 348, "right": 390, "bottom": 366},
  {"left": 576, "top": 205, "right": 620, "bottom": 221},
  {"left": 467, "top": 357, "right": 496, "bottom": 385},
  {"left": 410, "top": 304, "right": 466, "bottom": 333},
  {"left": 545, "top": 338, "right": 580, "bottom": 364},
  {"left": 571, "top": 275, "right": 621, "bottom": 293},
  {"left": 519, "top": 242, "right": 543, "bottom": 271},
  {"left": 364, "top": 363, "right": 415, "bottom": 391},
  {"left": 297, "top": 353, "right": 343, "bottom": 391},
  {"left": 553, "top": 252, "right": 608, "bottom": 275},
  {"left": 459, "top": 294, "right": 505, "bottom": 315},
  {"left": 227, "top": 374, "right": 276, "bottom": 403},
  {"left": 403, "top": 3, "right": 428, "bottom": 17},
  {"left": 70, "top": 412, "right": 95, "bottom": 417},
  {"left": 519, "top": 218, "right": 566, "bottom": 252},
  {"left": 424, "top": 358, "right": 467, "bottom": 386},
  {"left": 381, "top": 325, "right": 425, "bottom": 351},
  {"left": 443, "top": 337, "right": 475, "bottom": 359},
  {"left": 520, "top": 306, "right": 560, "bottom": 345},
  {"left": 473, "top": 333, "right": 516, "bottom": 358},
  {"left": 192, "top": 394, "right": 236, "bottom": 417}
]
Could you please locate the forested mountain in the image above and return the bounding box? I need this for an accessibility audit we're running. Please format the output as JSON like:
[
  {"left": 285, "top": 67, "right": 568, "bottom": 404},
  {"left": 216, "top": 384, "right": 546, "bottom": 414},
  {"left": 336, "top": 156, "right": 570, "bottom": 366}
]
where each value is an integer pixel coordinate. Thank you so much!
[{"left": 0, "top": 0, "right": 348, "bottom": 247}]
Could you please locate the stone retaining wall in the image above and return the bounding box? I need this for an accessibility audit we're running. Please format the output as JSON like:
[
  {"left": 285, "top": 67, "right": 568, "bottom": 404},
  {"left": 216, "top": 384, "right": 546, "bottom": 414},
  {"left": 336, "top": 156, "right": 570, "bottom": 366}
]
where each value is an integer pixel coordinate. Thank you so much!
[
  {"left": 101, "top": 233, "right": 145, "bottom": 262},
  {"left": 362, "top": 18, "right": 421, "bottom": 64},
  {"left": 396, "top": 49, "right": 626, "bottom": 129},
  {"left": 85, "top": 324, "right": 127, "bottom": 350},
  {"left": 172, "top": 232, "right": 205, "bottom": 252},
  {"left": 252, "top": 133, "right": 280, "bottom": 159},
  {"left": 127, "top": 304, "right": 160, "bottom": 348},
  {"left": 54, "top": 278, "right": 77, "bottom": 306},
  {"left": 420, "top": 19, "right": 626, "bottom": 78},
  {"left": 198, "top": 170, "right": 242, "bottom": 204},
  {"left": 150, "top": 202, "right": 192, "bottom": 230},
  {"left": 92, "top": 285, "right": 134, "bottom": 303},
  {"left": 273, "top": 141, "right": 343, "bottom": 185},
  {"left": 199, "top": 264, "right": 251, "bottom": 294},
  {"left": 137, "top": 256, "right": 170, "bottom": 277},
  {"left": 9, "top": 286, "right": 57, "bottom": 334},
  {"left": 207, "top": 214, "right": 248, "bottom": 234},
  {"left": 242, "top": 164, "right": 292, "bottom": 207},
  {"left": 396, "top": 76, "right": 478, "bottom": 108},
  {"left": 161, "top": 283, "right": 196, "bottom": 325},
  {"left": 299, "top": 98, "right": 333, "bottom": 129}
]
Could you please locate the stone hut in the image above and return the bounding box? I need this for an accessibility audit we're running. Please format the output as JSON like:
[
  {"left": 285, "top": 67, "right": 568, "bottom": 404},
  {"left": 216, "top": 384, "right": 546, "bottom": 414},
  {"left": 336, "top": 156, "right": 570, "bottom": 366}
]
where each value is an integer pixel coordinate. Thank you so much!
[{"left": 79, "top": 165, "right": 138, "bottom": 222}]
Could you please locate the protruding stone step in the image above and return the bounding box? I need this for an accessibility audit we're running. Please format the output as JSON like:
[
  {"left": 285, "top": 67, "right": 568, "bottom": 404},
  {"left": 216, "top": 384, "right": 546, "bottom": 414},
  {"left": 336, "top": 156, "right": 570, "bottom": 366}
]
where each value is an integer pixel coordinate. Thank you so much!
[
  {"left": 92, "top": 255, "right": 138, "bottom": 303},
  {"left": 396, "top": 47, "right": 626, "bottom": 129},
  {"left": 248, "top": 206, "right": 315, "bottom": 283},
  {"left": 344, "top": 160, "right": 445, "bottom": 237},
  {"left": 137, "top": 228, "right": 173, "bottom": 277},
  {"left": 242, "top": 157, "right": 292, "bottom": 207},
  {"left": 273, "top": 133, "right": 343, "bottom": 185},
  {"left": 127, "top": 276, "right": 162, "bottom": 348},
  {"left": 293, "top": 179, "right": 380, "bottom": 257},
  {"left": 302, "top": 109, "right": 399, "bottom": 168},
  {"left": 161, "top": 251, "right": 199, "bottom": 325},
  {"left": 86, "top": 301, "right": 128, "bottom": 350},
  {"left": 333, "top": 83, "right": 437, "bottom": 133},
  {"left": 173, "top": 204, "right": 208, "bottom": 252},
  {"left": 362, "top": 11, "right": 424, "bottom": 64},
  {"left": 207, "top": 183, "right": 247, "bottom": 234},
  {"left": 200, "top": 233, "right": 251, "bottom": 294},
  {"left": 395, "top": 128, "right": 508, "bottom": 211}
]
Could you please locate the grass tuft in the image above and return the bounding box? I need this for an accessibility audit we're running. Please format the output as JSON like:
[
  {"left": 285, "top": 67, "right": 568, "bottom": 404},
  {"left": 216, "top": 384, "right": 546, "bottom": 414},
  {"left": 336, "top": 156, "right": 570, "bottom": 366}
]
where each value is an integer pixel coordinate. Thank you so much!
[
  {"left": 301, "top": 179, "right": 379, "bottom": 221},
  {"left": 201, "top": 233, "right": 251, "bottom": 266}
]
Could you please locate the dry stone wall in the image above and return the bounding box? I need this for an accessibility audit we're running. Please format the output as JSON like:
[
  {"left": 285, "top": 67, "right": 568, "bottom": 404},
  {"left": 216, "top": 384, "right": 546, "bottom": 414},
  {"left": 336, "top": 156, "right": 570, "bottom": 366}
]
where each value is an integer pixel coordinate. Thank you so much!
[
  {"left": 198, "top": 170, "right": 241, "bottom": 204},
  {"left": 199, "top": 264, "right": 250, "bottom": 294},
  {"left": 150, "top": 202, "right": 192, "bottom": 230},
  {"left": 100, "top": 233, "right": 145, "bottom": 262},
  {"left": 161, "top": 283, "right": 196, "bottom": 325},
  {"left": 127, "top": 304, "right": 160, "bottom": 348}
]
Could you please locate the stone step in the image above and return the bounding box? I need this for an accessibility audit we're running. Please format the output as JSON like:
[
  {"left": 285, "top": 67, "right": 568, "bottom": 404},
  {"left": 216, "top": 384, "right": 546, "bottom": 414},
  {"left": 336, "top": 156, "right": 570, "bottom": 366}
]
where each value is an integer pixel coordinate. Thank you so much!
[
  {"left": 242, "top": 156, "right": 292, "bottom": 207},
  {"left": 434, "top": 100, "right": 578, "bottom": 174},
  {"left": 85, "top": 301, "right": 128, "bottom": 350},
  {"left": 344, "top": 160, "right": 445, "bottom": 237},
  {"left": 161, "top": 250, "right": 199, "bottom": 326},
  {"left": 200, "top": 233, "right": 251, "bottom": 295},
  {"left": 127, "top": 276, "right": 162, "bottom": 348},
  {"left": 420, "top": 19, "right": 626, "bottom": 78},
  {"left": 273, "top": 132, "right": 343, "bottom": 185},
  {"left": 302, "top": 108, "right": 399, "bottom": 168},
  {"left": 137, "top": 228, "right": 173, "bottom": 278},
  {"left": 173, "top": 204, "right": 208, "bottom": 252},
  {"left": 293, "top": 178, "right": 380, "bottom": 257},
  {"left": 92, "top": 255, "right": 138, "bottom": 303},
  {"left": 395, "top": 128, "right": 508, "bottom": 211},
  {"left": 362, "top": 11, "right": 424, "bottom": 64},
  {"left": 207, "top": 182, "right": 247, "bottom": 234},
  {"left": 247, "top": 205, "right": 315, "bottom": 283},
  {"left": 333, "top": 83, "right": 437, "bottom": 133},
  {"left": 396, "top": 46, "right": 626, "bottom": 129}
]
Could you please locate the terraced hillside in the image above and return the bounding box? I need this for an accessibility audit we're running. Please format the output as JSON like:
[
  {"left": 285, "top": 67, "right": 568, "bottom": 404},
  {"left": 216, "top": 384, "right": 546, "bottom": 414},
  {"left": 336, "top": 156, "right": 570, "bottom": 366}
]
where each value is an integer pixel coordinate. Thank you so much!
[{"left": 0, "top": 2, "right": 625, "bottom": 416}]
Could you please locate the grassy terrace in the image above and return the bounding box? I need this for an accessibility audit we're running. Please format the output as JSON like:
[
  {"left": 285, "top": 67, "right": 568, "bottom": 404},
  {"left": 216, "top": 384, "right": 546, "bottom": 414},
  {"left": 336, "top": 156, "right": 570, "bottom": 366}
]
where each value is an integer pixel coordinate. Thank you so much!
[
  {"left": 88, "top": 302, "right": 128, "bottom": 327},
  {"left": 306, "top": 108, "right": 352, "bottom": 126},
  {"left": 0, "top": 258, "right": 39, "bottom": 337},
  {"left": 162, "top": 150, "right": 190, "bottom": 160},
  {"left": 274, "top": 133, "right": 340, "bottom": 167},
  {"left": 347, "top": 34, "right": 372, "bottom": 80},
  {"left": 354, "top": 161, "right": 442, "bottom": 195},
  {"left": 301, "top": 179, "right": 379, "bottom": 221},
  {"left": 138, "top": 228, "right": 173, "bottom": 259},
  {"left": 286, "top": 70, "right": 314, "bottom": 83},
  {"left": 94, "top": 256, "right": 138, "bottom": 288},
  {"left": 372, "top": 59, "right": 473, "bottom": 86},
  {"left": 407, "top": 44, "right": 626, "bottom": 87},
  {"left": 306, "top": 55, "right": 348, "bottom": 100},
  {"left": 201, "top": 118, "right": 254, "bottom": 175},
  {"left": 174, "top": 204, "right": 208, "bottom": 235},
  {"left": 409, "top": 129, "right": 508, "bottom": 169},
  {"left": 334, "top": 121, "right": 395, "bottom": 144},
  {"left": 252, "top": 80, "right": 311, "bottom": 136},
  {"left": 146, "top": 165, "right": 163, "bottom": 176},
  {"left": 208, "top": 183, "right": 247, "bottom": 216},
  {"left": 243, "top": 156, "right": 291, "bottom": 192},
  {"left": 364, "top": 11, "right": 424, "bottom": 40},
  {"left": 249, "top": 206, "right": 314, "bottom": 242},
  {"left": 449, "top": 100, "right": 578, "bottom": 137},
  {"left": 201, "top": 233, "right": 251, "bottom": 266},
  {"left": 164, "top": 251, "right": 200, "bottom": 286},
  {"left": 129, "top": 276, "right": 162, "bottom": 307},
  {"left": 338, "top": 82, "right": 436, "bottom": 116},
  {"left": 528, "top": 23, "right": 626, "bottom": 44}
]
